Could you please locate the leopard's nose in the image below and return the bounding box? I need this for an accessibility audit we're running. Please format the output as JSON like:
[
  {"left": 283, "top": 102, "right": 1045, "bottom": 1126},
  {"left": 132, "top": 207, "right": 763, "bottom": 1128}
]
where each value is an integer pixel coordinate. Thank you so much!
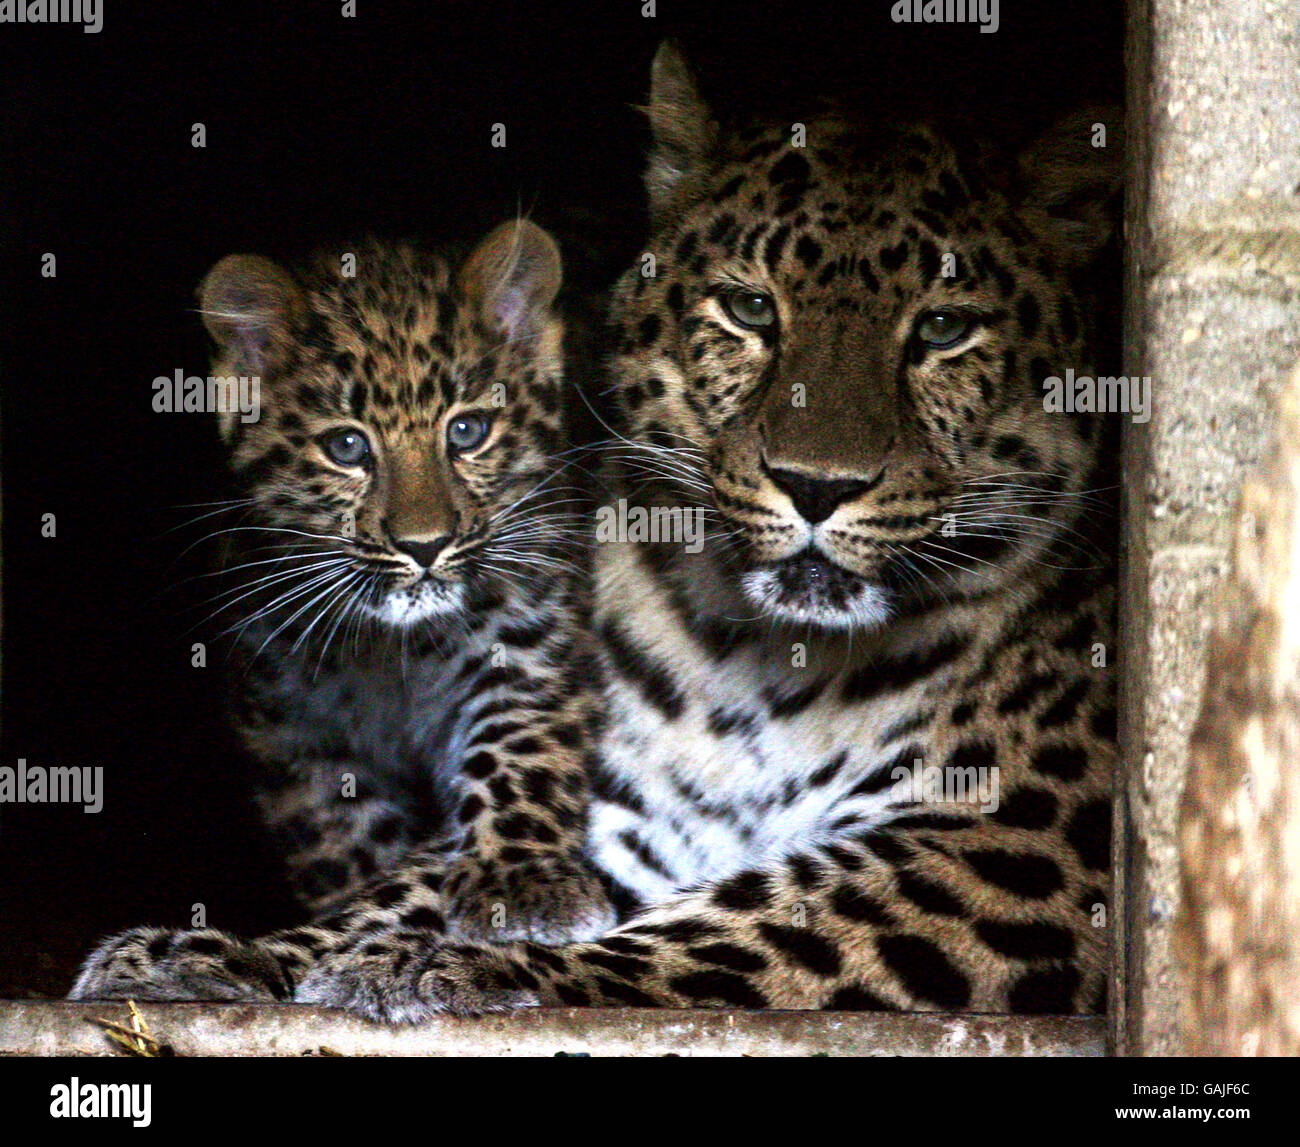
[
  {"left": 392, "top": 537, "right": 451, "bottom": 568},
  {"left": 764, "top": 466, "right": 876, "bottom": 525}
]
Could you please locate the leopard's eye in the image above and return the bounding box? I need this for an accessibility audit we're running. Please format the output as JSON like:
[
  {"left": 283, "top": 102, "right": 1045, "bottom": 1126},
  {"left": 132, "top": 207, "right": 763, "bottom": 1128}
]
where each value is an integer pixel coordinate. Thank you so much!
[
  {"left": 723, "top": 290, "right": 777, "bottom": 330},
  {"left": 322, "top": 428, "right": 372, "bottom": 468},
  {"left": 916, "top": 309, "right": 975, "bottom": 350},
  {"left": 447, "top": 412, "right": 492, "bottom": 453}
]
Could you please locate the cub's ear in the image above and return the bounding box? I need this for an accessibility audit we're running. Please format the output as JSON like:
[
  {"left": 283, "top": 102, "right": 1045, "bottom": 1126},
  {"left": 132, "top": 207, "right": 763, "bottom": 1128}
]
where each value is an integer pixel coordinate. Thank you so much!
[
  {"left": 459, "top": 220, "right": 563, "bottom": 340},
  {"left": 644, "top": 40, "right": 718, "bottom": 225},
  {"left": 1017, "top": 106, "right": 1124, "bottom": 266},
  {"left": 198, "top": 255, "right": 304, "bottom": 373}
]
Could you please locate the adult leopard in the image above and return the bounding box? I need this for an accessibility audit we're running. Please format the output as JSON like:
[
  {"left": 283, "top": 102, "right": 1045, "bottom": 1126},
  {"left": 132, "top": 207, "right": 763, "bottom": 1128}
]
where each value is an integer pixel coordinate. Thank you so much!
[{"left": 73, "top": 44, "right": 1121, "bottom": 1018}]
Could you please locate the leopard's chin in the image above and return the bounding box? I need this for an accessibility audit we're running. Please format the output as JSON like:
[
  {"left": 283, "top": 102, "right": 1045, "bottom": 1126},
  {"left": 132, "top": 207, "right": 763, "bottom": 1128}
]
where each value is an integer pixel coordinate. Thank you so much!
[
  {"left": 366, "top": 578, "right": 467, "bottom": 627},
  {"left": 739, "top": 555, "right": 892, "bottom": 631}
]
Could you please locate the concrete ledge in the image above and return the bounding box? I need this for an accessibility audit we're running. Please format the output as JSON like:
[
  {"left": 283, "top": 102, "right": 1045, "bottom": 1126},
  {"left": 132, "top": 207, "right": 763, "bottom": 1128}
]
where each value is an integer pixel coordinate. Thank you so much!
[{"left": 0, "top": 1002, "right": 1105, "bottom": 1058}]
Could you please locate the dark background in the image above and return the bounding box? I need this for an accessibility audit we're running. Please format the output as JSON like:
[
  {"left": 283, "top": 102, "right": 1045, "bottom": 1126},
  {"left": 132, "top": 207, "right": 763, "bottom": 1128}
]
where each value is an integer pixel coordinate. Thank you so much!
[{"left": 0, "top": 0, "right": 1123, "bottom": 994}]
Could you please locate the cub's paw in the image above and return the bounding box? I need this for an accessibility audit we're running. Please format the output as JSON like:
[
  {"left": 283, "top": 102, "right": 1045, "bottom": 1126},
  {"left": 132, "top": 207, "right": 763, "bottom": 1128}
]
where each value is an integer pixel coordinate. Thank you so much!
[
  {"left": 296, "top": 938, "right": 544, "bottom": 1023},
  {"left": 443, "top": 852, "right": 616, "bottom": 945},
  {"left": 68, "top": 926, "right": 292, "bottom": 1003}
]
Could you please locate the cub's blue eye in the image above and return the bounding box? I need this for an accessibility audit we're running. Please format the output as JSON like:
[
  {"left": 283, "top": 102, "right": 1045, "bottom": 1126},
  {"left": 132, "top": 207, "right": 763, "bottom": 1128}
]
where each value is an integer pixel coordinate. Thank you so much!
[
  {"left": 322, "top": 429, "right": 371, "bottom": 467},
  {"left": 723, "top": 290, "right": 777, "bottom": 329},
  {"left": 447, "top": 412, "right": 492, "bottom": 453},
  {"left": 916, "top": 309, "right": 975, "bottom": 349}
]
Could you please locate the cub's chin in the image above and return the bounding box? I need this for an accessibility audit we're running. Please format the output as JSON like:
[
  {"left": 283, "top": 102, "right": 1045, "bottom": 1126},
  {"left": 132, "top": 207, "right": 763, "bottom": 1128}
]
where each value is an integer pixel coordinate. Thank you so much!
[
  {"left": 367, "top": 578, "right": 467, "bottom": 627},
  {"left": 739, "top": 555, "right": 892, "bottom": 631}
]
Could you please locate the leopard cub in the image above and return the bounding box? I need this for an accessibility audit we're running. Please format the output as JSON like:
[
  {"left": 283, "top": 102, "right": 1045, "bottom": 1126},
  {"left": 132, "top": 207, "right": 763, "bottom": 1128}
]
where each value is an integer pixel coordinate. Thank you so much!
[{"left": 71, "top": 221, "right": 612, "bottom": 1003}]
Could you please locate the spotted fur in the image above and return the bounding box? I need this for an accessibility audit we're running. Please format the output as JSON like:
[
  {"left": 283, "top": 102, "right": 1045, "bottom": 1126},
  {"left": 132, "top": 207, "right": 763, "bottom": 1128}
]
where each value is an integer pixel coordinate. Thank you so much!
[
  {"left": 70, "top": 222, "right": 618, "bottom": 1001},
  {"left": 72, "top": 44, "right": 1121, "bottom": 1020}
]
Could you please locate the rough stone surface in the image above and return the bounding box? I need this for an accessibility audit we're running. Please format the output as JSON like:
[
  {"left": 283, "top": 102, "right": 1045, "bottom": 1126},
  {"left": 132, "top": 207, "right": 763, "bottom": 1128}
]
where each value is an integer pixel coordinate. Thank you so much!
[
  {"left": 1120, "top": 0, "right": 1300, "bottom": 1055},
  {"left": 1176, "top": 363, "right": 1300, "bottom": 1056},
  {"left": 1145, "top": 1, "right": 1300, "bottom": 233},
  {"left": 1140, "top": 283, "right": 1300, "bottom": 530},
  {"left": 0, "top": 1002, "right": 1106, "bottom": 1058}
]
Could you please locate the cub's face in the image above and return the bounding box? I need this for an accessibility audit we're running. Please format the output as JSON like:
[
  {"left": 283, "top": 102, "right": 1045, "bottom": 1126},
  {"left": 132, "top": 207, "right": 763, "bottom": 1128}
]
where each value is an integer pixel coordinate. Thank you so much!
[
  {"left": 611, "top": 45, "right": 1118, "bottom": 630},
  {"left": 200, "top": 222, "right": 570, "bottom": 629}
]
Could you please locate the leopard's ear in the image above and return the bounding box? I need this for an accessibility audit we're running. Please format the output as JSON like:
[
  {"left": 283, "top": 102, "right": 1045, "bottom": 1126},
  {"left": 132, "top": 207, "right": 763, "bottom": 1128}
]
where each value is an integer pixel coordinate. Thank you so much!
[
  {"left": 198, "top": 255, "right": 304, "bottom": 374},
  {"left": 1017, "top": 107, "right": 1124, "bottom": 266},
  {"left": 644, "top": 40, "right": 718, "bottom": 226},
  {"left": 459, "top": 220, "right": 563, "bottom": 340}
]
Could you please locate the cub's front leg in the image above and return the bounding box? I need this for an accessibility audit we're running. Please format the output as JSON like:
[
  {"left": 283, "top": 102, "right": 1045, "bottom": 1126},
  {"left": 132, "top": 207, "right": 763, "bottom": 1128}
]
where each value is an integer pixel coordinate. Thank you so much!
[
  {"left": 70, "top": 660, "right": 614, "bottom": 1003},
  {"left": 437, "top": 639, "right": 615, "bottom": 945},
  {"left": 67, "top": 839, "right": 462, "bottom": 1004},
  {"left": 67, "top": 924, "right": 334, "bottom": 1004}
]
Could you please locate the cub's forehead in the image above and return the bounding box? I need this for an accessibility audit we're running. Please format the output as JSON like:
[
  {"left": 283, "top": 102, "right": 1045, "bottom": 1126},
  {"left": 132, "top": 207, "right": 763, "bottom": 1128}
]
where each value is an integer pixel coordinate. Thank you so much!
[
  {"left": 305, "top": 246, "right": 462, "bottom": 348},
  {"left": 283, "top": 248, "right": 498, "bottom": 422}
]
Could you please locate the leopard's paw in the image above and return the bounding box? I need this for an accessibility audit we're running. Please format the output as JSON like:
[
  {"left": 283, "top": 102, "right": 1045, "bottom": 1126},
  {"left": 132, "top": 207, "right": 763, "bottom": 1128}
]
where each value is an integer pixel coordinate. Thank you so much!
[
  {"left": 443, "top": 852, "right": 616, "bottom": 946},
  {"left": 296, "top": 937, "right": 544, "bottom": 1022},
  {"left": 68, "top": 926, "right": 291, "bottom": 1003}
]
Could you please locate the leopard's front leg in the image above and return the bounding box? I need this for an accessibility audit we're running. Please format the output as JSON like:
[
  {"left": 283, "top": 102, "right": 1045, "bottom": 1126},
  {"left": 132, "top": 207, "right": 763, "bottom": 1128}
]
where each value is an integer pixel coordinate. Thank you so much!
[
  {"left": 67, "top": 670, "right": 617, "bottom": 1006},
  {"left": 67, "top": 923, "right": 336, "bottom": 1003},
  {"left": 66, "top": 834, "right": 470, "bottom": 1003},
  {"left": 296, "top": 863, "right": 840, "bottom": 1019},
  {"left": 435, "top": 634, "right": 615, "bottom": 946},
  {"left": 298, "top": 819, "right": 1107, "bottom": 1021}
]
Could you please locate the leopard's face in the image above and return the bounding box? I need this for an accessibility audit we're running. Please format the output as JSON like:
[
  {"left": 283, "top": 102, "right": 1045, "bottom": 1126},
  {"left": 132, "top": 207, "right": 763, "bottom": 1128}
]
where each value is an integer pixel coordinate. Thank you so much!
[
  {"left": 611, "top": 79, "right": 1117, "bottom": 630},
  {"left": 201, "top": 224, "right": 570, "bottom": 628}
]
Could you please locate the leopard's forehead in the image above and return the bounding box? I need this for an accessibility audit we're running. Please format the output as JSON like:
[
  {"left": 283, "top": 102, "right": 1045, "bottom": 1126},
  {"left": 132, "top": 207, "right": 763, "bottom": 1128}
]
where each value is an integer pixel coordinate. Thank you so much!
[
  {"left": 722, "top": 117, "right": 962, "bottom": 197},
  {"left": 668, "top": 117, "right": 1014, "bottom": 279},
  {"left": 285, "top": 243, "right": 503, "bottom": 432}
]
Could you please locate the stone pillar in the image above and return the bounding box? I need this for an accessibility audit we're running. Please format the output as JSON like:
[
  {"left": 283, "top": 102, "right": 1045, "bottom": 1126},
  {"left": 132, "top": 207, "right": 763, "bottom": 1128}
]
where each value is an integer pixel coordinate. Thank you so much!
[
  {"left": 1176, "top": 364, "right": 1300, "bottom": 1057},
  {"left": 1118, "top": 0, "right": 1300, "bottom": 1055}
]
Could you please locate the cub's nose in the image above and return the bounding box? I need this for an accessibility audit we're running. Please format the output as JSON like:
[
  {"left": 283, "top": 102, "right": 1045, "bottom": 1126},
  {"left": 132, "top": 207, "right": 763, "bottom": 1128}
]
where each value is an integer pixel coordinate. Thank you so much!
[
  {"left": 392, "top": 537, "right": 450, "bottom": 568},
  {"left": 765, "top": 466, "right": 873, "bottom": 525}
]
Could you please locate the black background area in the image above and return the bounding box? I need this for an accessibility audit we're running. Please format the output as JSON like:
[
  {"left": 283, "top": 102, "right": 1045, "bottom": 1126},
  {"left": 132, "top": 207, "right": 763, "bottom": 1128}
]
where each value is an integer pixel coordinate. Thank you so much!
[{"left": 0, "top": 0, "right": 1123, "bottom": 994}]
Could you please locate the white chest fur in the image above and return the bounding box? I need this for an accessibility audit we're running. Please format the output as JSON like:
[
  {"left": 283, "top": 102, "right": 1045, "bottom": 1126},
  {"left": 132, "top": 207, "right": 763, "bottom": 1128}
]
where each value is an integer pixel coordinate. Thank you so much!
[{"left": 587, "top": 541, "right": 964, "bottom": 901}]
